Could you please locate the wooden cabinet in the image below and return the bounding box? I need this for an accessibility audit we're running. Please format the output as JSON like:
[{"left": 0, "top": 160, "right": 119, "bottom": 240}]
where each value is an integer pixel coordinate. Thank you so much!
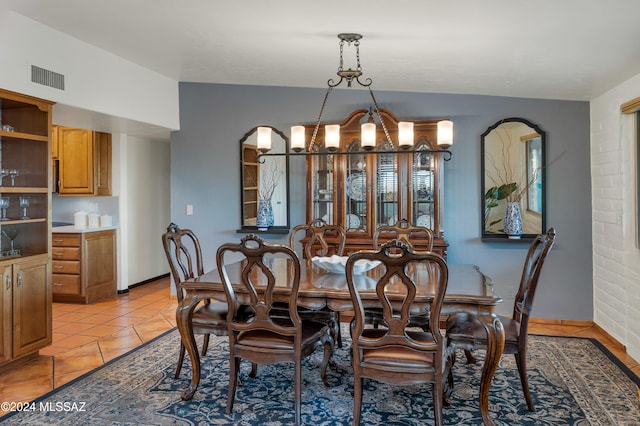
[
  {"left": 1, "top": 256, "right": 52, "bottom": 364},
  {"left": 0, "top": 88, "right": 53, "bottom": 367},
  {"left": 56, "top": 126, "right": 112, "bottom": 196},
  {"left": 52, "top": 230, "right": 116, "bottom": 304},
  {"left": 305, "top": 109, "right": 448, "bottom": 257}
]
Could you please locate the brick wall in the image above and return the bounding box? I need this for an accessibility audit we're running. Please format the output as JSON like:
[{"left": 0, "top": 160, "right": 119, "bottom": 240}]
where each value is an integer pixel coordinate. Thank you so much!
[{"left": 591, "top": 72, "right": 640, "bottom": 362}]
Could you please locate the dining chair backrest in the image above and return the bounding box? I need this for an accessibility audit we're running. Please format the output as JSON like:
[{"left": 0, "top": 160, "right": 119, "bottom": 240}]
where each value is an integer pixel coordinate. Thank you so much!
[
  {"left": 372, "top": 218, "right": 434, "bottom": 252},
  {"left": 346, "top": 239, "right": 450, "bottom": 425},
  {"left": 347, "top": 239, "right": 448, "bottom": 347},
  {"left": 513, "top": 227, "right": 556, "bottom": 324},
  {"left": 162, "top": 222, "right": 204, "bottom": 303},
  {"left": 289, "top": 218, "right": 346, "bottom": 259},
  {"left": 216, "top": 233, "right": 303, "bottom": 335}
]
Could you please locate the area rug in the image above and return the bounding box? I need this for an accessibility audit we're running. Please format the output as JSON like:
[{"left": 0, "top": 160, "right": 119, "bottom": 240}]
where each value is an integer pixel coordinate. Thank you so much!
[{"left": 2, "top": 328, "right": 639, "bottom": 425}]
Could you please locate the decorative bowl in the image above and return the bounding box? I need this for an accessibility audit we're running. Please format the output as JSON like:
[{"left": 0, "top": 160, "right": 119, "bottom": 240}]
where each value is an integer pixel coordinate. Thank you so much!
[{"left": 311, "top": 255, "right": 380, "bottom": 275}]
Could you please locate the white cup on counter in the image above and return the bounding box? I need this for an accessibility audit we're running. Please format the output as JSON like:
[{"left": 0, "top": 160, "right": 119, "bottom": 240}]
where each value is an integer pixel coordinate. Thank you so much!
[
  {"left": 88, "top": 212, "right": 100, "bottom": 228},
  {"left": 74, "top": 211, "right": 88, "bottom": 229}
]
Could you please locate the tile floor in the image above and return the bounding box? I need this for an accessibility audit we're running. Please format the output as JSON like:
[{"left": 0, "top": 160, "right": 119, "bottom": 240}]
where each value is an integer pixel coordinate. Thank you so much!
[{"left": 1, "top": 276, "right": 638, "bottom": 418}]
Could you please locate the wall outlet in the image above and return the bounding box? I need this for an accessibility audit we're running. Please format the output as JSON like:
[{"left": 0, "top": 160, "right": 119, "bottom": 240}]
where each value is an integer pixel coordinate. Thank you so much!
[{"left": 186, "top": 204, "right": 193, "bottom": 216}]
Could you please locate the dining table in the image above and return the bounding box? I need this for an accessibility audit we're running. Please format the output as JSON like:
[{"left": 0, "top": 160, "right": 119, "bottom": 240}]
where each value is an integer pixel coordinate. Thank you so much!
[{"left": 177, "top": 259, "right": 505, "bottom": 426}]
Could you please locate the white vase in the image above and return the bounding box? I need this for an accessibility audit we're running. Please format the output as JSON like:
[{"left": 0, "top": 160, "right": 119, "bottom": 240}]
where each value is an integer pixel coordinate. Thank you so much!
[{"left": 504, "top": 201, "right": 523, "bottom": 239}]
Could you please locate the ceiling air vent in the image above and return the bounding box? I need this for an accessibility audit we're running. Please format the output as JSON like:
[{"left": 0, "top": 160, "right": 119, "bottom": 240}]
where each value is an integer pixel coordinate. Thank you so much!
[{"left": 31, "top": 65, "right": 65, "bottom": 90}]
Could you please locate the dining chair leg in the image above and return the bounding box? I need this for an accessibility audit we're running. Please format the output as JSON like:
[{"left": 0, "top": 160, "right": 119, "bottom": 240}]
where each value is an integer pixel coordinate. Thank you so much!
[
  {"left": 174, "top": 342, "right": 186, "bottom": 379},
  {"left": 352, "top": 376, "right": 363, "bottom": 426},
  {"left": 333, "top": 313, "right": 343, "bottom": 348},
  {"left": 515, "top": 352, "right": 535, "bottom": 411},
  {"left": 433, "top": 382, "right": 444, "bottom": 426},
  {"left": 464, "top": 349, "right": 477, "bottom": 363},
  {"left": 226, "top": 356, "right": 240, "bottom": 414},
  {"left": 201, "top": 334, "right": 210, "bottom": 356}
]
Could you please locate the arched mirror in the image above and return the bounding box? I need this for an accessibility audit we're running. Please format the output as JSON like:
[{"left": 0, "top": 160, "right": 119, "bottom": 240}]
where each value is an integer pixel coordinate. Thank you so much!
[
  {"left": 481, "top": 118, "right": 545, "bottom": 241},
  {"left": 239, "top": 126, "right": 290, "bottom": 232}
]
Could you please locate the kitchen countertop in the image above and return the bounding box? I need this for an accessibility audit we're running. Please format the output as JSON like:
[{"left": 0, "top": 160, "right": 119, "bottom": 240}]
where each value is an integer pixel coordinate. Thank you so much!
[{"left": 52, "top": 225, "right": 118, "bottom": 234}]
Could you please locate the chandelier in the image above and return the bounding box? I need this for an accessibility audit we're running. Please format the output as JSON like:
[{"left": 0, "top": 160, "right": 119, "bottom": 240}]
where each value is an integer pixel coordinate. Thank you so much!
[{"left": 256, "top": 33, "right": 453, "bottom": 161}]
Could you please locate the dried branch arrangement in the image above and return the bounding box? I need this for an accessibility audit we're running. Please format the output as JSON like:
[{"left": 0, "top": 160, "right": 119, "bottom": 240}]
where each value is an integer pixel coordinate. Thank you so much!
[{"left": 259, "top": 160, "right": 281, "bottom": 200}]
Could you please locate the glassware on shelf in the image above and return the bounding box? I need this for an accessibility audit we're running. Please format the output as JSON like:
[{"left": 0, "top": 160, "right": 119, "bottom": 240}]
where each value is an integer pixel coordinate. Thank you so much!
[
  {"left": 0, "top": 169, "right": 8, "bottom": 186},
  {"left": 0, "top": 197, "right": 9, "bottom": 221},
  {"left": 1, "top": 228, "right": 19, "bottom": 256},
  {"left": 19, "top": 196, "right": 30, "bottom": 219},
  {"left": 9, "top": 169, "right": 19, "bottom": 186}
]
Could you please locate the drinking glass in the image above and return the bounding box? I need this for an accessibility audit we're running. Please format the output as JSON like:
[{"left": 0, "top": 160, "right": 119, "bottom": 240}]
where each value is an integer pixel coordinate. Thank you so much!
[
  {"left": 2, "top": 228, "right": 19, "bottom": 255},
  {"left": 19, "top": 196, "right": 30, "bottom": 220},
  {"left": 9, "top": 169, "right": 19, "bottom": 186},
  {"left": 0, "top": 197, "right": 9, "bottom": 221},
  {"left": 0, "top": 169, "right": 7, "bottom": 186}
]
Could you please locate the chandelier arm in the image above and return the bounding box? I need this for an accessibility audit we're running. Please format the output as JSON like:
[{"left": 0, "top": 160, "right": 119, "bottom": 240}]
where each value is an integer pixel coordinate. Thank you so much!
[
  {"left": 355, "top": 76, "right": 373, "bottom": 87},
  {"left": 368, "top": 87, "right": 394, "bottom": 147},
  {"left": 309, "top": 86, "right": 333, "bottom": 151},
  {"left": 327, "top": 77, "right": 345, "bottom": 88},
  {"left": 257, "top": 149, "right": 452, "bottom": 163}
]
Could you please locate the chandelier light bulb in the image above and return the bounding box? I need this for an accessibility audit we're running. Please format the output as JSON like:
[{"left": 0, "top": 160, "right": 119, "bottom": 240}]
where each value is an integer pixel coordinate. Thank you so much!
[
  {"left": 398, "top": 122, "right": 414, "bottom": 149},
  {"left": 361, "top": 122, "right": 376, "bottom": 150},
  {"left": 325, "top": 124, "right": 340, "bottom": 152},
  {"left": 437, "top": 120, "right": 454, "bottom": 148},
  {"left": 257, "top": 126, "right": 272, "bottom": 153},
  {"left": 290, "top": 126, "right": 306, "bottom": 152}
]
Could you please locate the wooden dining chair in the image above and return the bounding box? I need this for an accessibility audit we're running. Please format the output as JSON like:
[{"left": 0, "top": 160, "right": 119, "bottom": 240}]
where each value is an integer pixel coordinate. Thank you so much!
[
  {"left": 289, "top": 218, "right": 347, "bottom": 259},
  {"left": 346, "top": 239, "right": 451, "bottom": 426},
  {"left": 161, "top": 223, "right": 228, "bottom": 379},
  {"left": 446, "top": 227, "right": 556, "bottom": 412},
  {"left": 287, "top": 218, "right": 346, "bottom": 347},
  {"left": 216, "top": 234, "right": 335, "bottom": 426},
  {"left": 367, "top": 219, "right": 434, "bottom": 330},
  {"left": 372, "top": 218, "right": 434, "bottom": 252}
]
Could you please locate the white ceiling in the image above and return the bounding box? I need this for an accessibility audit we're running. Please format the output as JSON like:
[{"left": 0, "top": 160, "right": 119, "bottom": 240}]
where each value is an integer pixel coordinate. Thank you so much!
[{"left": 3, "top": 0, "right": 640, "bottom": 102}]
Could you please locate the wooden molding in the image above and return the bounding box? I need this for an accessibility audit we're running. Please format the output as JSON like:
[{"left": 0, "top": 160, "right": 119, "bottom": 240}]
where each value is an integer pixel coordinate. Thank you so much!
[
  {"left": 621, "top": 96, "right": 640, "bottom": 114},
  {"left": 593, "top": 323, "right": 626, "bottom": 352}
]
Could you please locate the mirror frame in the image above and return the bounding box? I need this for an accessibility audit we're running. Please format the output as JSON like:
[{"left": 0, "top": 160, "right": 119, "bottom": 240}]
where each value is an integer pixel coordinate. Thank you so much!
[
  {"left": 481, "top": 117, "right": 546, "bottom": 241},
  {"left": 237, "top": 126, "right": 290, "bottom": 234}
]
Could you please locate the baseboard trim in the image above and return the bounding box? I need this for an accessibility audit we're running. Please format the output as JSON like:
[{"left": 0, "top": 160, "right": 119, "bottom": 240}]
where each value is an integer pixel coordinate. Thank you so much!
[
  {"left": 117, "top": 273, "right": 170, "bottom": 295},
  {"left": 530, "top": 317, "right": 627, "bottom": 352},
  {"left": 529, "top": 317, "right": 593, "bottom": 327},
  {"left": 593, "top": 323, "right": 627, "bottom": 352}
]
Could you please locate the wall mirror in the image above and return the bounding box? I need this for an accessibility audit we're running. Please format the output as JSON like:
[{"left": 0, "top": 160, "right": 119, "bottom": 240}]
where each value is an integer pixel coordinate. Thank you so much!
[
  {"left": 239, "top": 126, "right": 290, "bottom": 232},
  {"left": 481, "top": 117, "right": 545, "bottom": 241}
]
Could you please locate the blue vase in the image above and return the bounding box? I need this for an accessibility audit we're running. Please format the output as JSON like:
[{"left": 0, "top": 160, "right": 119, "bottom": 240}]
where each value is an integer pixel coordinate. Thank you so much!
[
  {"left": 257, "top": 199, "right": 274, "bottom": 231},
  {"left": 504, "top": 202, "right": 523, "bottom": 239}
]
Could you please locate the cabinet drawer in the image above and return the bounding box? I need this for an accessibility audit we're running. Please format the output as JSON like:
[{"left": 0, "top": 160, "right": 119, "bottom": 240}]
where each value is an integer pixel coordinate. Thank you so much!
[
  {"left": 52, "top": 234, "right": 81, "bottom": 247},
  {"left": 52, "top": 274, "right": 81, "bottom": 295},
  {"left": 52, "top": 247, "right": 80, "bottom": 260},
  {"left": 52, "top": 260, "right": 80, "bottom": 274}
]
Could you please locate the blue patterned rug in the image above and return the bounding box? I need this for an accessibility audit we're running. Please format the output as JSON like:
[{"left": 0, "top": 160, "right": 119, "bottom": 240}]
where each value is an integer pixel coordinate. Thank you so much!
[{"left": 2, "top": 328, "right": 639, "bottom": 425}]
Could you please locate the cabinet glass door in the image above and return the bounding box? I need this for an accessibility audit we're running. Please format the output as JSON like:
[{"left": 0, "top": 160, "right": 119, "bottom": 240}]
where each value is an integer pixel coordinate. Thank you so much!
[
  {"left": 376, "top": 143, "right": 399, "bottom": 227},
  {"left": 410, "top": 142, "right": 435, "bottom": 229},
  {"left": 311, "top": 148, "right": 334, "bottom": 224},
  {"left": 345, "top": 141, "right": 366, "bottom": 232}
]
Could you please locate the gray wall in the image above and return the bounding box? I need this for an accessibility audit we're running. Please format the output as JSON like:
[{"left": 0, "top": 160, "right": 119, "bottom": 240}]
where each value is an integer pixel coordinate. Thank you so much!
[{"left": 171, "top": 82, "right": 591, "bottom": 320}]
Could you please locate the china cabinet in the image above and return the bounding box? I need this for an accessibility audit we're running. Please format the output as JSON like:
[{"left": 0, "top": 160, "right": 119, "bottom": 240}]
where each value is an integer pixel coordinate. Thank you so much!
[
  {"left": 0, "top": 88, "right": 52, "bottom": 367},
  {"left": 304, "top": 109, "right": 448, "bottom": 257}
]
